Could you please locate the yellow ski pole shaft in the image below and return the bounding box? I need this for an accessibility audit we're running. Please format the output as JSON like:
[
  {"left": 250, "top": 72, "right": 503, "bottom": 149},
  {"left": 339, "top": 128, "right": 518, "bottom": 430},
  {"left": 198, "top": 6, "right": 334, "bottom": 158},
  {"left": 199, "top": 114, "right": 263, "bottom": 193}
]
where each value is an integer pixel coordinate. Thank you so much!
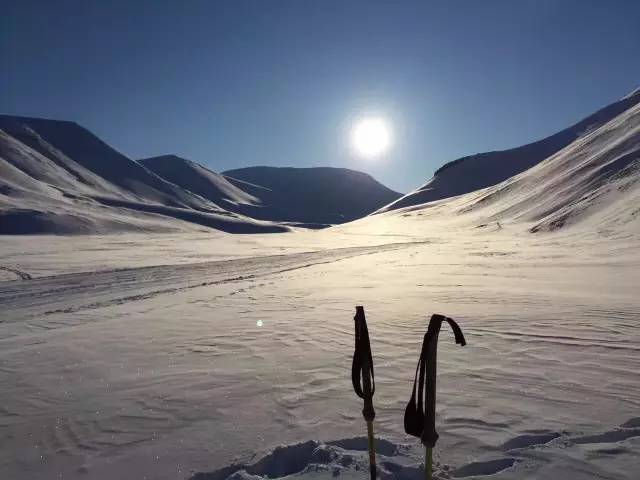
[
  {"left": 366, "top": 419, "right": 376, "bottom": 480},
  {"left": 361, "top": 323, "right": 376, "bottom": 480},
  {"left": 424, "top": 446, "right": 432, "bottom": 480}
]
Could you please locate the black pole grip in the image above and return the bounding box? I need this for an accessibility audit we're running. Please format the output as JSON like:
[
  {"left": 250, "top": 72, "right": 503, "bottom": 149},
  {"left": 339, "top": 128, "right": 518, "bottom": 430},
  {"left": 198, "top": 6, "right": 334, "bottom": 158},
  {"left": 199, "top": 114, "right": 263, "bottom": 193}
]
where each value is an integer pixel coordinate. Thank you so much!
[
  {"left": 352, "top": 306, "right": 376, "bottom": 421},
  {"left": 404, "top": 314, "right": 466, "bottom": 448}
]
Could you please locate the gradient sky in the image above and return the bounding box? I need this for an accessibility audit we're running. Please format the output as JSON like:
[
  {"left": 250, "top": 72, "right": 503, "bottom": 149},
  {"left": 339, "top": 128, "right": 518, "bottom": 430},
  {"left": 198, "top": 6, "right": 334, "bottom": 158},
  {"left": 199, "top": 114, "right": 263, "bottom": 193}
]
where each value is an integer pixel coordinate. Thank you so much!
[{"left": 2, "top": 0, "right": 639, "bottom": 192}]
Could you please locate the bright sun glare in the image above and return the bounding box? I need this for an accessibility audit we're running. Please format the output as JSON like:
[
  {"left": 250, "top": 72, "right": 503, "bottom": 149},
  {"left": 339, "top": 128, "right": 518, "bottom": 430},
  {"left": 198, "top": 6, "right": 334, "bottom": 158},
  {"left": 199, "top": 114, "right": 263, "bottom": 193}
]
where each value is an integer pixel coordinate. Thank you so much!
[{"left": 351, "top": 117, "right": 391, "bottom": 158}]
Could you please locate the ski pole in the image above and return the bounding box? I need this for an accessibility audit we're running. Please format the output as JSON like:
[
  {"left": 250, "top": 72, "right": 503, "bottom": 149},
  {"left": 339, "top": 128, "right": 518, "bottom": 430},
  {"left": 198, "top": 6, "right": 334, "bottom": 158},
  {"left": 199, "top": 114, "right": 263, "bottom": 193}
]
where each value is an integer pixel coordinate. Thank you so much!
[
  {"left": 404, "top": 314, "right": 466, "bottom": 480},
  {"left": 352, "top": 306, "right": 377, "bottom": 480}
]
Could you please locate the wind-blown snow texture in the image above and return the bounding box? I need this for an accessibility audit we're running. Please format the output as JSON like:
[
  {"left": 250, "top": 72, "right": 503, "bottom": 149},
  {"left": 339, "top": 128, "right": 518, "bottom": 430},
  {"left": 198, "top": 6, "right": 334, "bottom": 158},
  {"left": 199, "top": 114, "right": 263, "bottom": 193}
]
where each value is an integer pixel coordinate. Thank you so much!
[{"left": 1, "top": 223, "right": 638, "bottom": 480}]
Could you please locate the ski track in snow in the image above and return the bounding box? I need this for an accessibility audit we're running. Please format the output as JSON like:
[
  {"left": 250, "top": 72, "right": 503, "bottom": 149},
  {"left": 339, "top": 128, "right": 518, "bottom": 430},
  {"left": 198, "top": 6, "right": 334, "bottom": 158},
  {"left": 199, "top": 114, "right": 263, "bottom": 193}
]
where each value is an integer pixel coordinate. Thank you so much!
[
  {"left": 0, "top": 242, "right": 417, "bottom": 328},
  {"left": 0, "top": 265, "right": 32, "bottom": 281}
]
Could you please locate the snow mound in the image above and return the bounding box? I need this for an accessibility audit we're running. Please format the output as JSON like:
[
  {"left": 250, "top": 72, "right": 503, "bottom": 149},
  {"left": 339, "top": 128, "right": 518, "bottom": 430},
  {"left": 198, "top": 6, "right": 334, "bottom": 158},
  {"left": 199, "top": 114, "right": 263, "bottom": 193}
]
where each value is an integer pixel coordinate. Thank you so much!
[
  {"left": 189, "top": 438, "right": 422, "bottom": 480},
  {"left": 190, "top": 422, "right": 640, "bottom": 480},
  {"left": 377, "top": 87, "right": 640, "bottom": 213}
]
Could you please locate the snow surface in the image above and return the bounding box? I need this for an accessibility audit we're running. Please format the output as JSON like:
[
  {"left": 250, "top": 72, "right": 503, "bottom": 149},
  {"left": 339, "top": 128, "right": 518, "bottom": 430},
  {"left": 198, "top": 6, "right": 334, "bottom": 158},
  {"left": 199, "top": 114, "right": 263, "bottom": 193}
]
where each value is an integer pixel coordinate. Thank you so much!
[{"left": 1, "top": 213, "right": 638, "bottom": 480}]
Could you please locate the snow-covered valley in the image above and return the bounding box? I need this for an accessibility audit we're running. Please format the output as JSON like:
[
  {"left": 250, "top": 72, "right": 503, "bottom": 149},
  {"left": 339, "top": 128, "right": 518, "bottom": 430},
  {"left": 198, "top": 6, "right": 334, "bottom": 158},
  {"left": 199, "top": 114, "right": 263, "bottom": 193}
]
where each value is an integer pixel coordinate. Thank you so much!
[
  {"left": 5, "top": 2, "right": 640, "bottom": 478},
  {"left": 1, "top": 219, "right": 638, "bottom": 479}
]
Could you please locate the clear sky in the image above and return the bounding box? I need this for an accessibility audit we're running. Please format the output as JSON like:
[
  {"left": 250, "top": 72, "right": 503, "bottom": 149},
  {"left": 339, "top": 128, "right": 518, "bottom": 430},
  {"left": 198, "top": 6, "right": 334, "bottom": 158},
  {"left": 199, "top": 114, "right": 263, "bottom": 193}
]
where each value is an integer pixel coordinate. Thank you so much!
[{"left": 2, "top": 0, "right": 639, "bottom": 192}]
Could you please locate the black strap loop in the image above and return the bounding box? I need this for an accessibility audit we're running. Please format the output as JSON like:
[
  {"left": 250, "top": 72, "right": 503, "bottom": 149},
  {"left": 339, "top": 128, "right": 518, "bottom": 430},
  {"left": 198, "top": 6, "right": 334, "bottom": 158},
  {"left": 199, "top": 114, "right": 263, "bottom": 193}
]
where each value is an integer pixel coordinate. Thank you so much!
[
  {"left": 404, "top": 314, "right": 466, "bottom": 447},
  {"left": 352, "top": 306, "right": 376, "bottom": 421}
]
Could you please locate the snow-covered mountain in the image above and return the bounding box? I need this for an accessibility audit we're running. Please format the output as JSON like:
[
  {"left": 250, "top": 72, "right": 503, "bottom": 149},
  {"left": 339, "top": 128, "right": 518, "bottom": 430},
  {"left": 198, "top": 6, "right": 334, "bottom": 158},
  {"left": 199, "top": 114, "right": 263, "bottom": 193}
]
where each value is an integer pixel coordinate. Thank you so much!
[
  {"left": 359, "top": 88, "right": 640, "bottom": 237},
  {"left": 0, "top": 116, "right": 287, "bottom": 234},
  {"left": 0, "top": 115, "right": 402, "bottom": 234},
  {"left": 138, "top": 155, "right": 260, "bottom": 208},
  {"left": 141, "top": 157, "right": 403, "bottom": 226},
  {"left": 222, "top": 166, "right": 402, "bottom": 224},
  {"left": 461, "top": 97, "right": 640, "bottom": 235},
  {"left": 3, "top": 86, "right": 638, "bottom": 235},
  {"left": 377, "top": 88, "right": 640, "bottom": 213}
]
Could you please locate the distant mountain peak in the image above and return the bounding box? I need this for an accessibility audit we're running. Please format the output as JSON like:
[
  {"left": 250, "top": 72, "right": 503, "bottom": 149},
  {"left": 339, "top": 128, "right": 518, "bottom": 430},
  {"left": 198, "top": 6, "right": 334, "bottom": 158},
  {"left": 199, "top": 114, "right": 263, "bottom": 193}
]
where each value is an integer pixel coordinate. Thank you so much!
[{"left": 221, "top": 165, "right": 402, "bottom": 224}]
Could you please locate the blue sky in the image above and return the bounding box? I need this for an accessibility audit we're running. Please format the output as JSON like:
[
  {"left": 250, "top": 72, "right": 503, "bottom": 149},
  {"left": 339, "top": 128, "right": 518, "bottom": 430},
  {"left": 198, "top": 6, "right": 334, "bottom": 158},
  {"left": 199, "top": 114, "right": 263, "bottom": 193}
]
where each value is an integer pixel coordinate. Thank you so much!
[{"left": 2, "top": 0, "right": 639, "bottom": 192}]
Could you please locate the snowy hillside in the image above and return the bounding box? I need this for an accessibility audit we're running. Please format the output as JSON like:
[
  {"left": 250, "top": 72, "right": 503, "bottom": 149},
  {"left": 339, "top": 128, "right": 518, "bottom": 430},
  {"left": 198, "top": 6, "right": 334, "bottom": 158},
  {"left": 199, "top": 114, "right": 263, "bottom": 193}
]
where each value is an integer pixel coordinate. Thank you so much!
[
  {"left": 139, "top": 155, "right": 260, "bottom": 208},
  {"left": 0, "top": 116, "right": 401, "bottom": 234},
  {"left": 0, "top": 116, "right": 211, "bottom": 209},
  {"left": 0, "top": 116, "right": 287, "bottom": 234},
  {"left": 462, "top": 100, "right": 640, "bottom": 234},
  {"left": 143, "top": 160, "right": 402, "bottom": 226},
  {"left": 223, "top": 166, "right": 402, "bottom": 224},
  {"left": 377, "top": 88, "right": 640, "bottom": 213},
  {"left": 359, "top": 94, "right": 640, "bottom": 238}
]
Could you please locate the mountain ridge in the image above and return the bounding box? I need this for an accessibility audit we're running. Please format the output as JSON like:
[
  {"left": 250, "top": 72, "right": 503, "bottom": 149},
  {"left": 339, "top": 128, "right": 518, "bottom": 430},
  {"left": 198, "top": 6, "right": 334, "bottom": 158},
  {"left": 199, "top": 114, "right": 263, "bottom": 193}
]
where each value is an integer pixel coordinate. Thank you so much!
[
  {"left": 0, "top": 115, "right": 288, "bottom": 234},
  {"left": 0, "top": 116, "right": 401, "bottom": 234},
  {"left": 222, "top": 165, "right": 402, "bottom": 224},
  {"left": 377, "top": 87, "right": 640, "bottom": 213}
]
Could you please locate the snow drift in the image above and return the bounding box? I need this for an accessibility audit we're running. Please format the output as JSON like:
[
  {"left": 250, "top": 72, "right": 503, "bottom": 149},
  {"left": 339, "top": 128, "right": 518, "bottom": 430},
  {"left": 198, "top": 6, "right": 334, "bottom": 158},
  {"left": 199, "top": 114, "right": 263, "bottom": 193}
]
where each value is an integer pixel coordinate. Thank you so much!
[
  {"left": 190, "top": 424, "right": 640, "bottom": 480},
  {"left": 2, "top": 230, "right": 638, "bottom": 480}
]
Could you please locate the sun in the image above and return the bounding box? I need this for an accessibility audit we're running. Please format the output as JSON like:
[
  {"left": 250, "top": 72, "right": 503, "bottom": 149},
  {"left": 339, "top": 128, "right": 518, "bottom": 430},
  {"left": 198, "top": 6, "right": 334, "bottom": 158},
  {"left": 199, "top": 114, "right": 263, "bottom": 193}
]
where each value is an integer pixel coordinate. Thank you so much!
[{"left": 351, "top": 117, "right": 392, "bottom": 158}]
